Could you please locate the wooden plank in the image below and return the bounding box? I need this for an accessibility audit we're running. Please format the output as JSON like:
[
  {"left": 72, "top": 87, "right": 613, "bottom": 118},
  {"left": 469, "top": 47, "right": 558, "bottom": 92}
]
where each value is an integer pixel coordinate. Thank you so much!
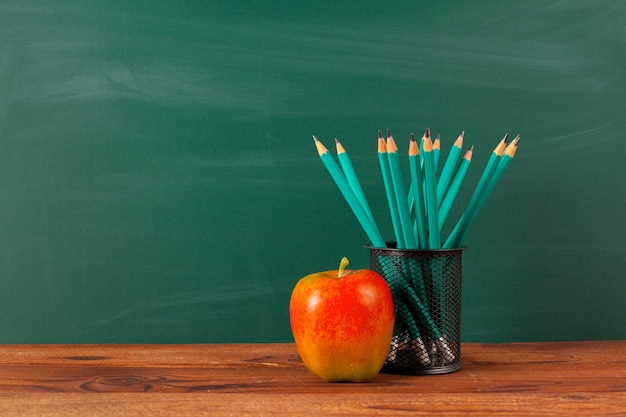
[{"left": 0, "top": 342, "right": 624, "bottom": 416}]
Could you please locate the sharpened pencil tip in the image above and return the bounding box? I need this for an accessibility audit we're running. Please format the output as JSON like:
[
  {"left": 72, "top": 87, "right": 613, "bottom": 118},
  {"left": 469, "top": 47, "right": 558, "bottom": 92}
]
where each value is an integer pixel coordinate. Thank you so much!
[
  {"left": 378, "top": 130, "right": 383, "bottom": 139},
  {"left": 377, "top": 136, "right": 387, "bottom": 153},
  {"left": 425, "top": 127, "right": 431, "bottom": 138},
  {"left": 386, "top": 129, "right": 391, "bottom": 138},
  {"left": 408, "top": 134, "right": 419, "bottom": 156},
  {"left": 505, "top": 135, "right": 521, "bottom": 157},
  {"left": 335, "top": 138, "right": 346, "bottom": 154},
  {"left": 433, "top": 135, "right": 441, "bottom": 150},
  {"left": 454, "top": 131, "right": 464, "bottom": 147},
  {"left": 314, "top": 137, "right": 328, "bottom": 155},
  {"left": 386, "top": 134, "right": 398, "bottom": 152},
  {"left": 494, "top": 134, "right": 508, "bottom": 156}
]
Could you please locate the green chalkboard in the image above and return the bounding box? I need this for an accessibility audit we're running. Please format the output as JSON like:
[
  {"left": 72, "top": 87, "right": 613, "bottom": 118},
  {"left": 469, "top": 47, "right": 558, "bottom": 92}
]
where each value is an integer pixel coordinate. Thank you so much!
[{"left": 1, "top": 1, "right": 624, "bottom": 343}]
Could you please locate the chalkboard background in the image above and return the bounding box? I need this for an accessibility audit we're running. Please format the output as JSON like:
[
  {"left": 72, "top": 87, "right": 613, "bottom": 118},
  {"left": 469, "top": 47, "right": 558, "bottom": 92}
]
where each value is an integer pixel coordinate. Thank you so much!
[{"left": 1, "top": 1, "right": 624, "bottom": 343}]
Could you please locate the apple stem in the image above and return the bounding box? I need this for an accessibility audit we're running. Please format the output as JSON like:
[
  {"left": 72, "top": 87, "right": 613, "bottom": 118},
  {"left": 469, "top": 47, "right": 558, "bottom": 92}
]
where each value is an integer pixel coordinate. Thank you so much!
[{"left": 338, "top": 257, "right": 349, "bottom": 278}]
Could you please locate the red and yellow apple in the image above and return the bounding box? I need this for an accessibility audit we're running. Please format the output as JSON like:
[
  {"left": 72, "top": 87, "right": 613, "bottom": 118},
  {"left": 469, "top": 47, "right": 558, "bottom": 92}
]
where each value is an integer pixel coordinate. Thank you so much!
[{"left": 289, "top": 257, "right": 394, "bottom": 382}]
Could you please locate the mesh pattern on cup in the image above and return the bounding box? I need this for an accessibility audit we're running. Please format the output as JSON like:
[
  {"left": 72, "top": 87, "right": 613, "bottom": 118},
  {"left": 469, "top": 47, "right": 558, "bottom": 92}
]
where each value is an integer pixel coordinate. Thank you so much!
[{"left": 369, "top": 245, "right": 464, "bottom": 375}]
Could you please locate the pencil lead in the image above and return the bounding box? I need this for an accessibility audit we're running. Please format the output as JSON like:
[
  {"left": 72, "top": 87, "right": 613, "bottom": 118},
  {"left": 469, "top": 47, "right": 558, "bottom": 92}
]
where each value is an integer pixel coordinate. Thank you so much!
[
  {"left": 410, "top": 133, "right": 416, "bottom": 143},
  {"left": 386, "top": 129, "right": 392, "bottom": 139},
  {"left": 378, "top": 130, "right": 384, "bottom": 140},
  {"left": 425, "top": 127, "right": 431, "bottom": 139}
]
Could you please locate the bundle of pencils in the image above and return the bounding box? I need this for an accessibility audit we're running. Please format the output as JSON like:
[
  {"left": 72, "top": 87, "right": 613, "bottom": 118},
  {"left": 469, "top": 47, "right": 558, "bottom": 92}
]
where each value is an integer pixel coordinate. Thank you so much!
[
  {"left": 313, "top": 128, "right": 520, "bottom": 368},
  {"left": 313, "top": 129, "right": 520, "bottom": 249}
]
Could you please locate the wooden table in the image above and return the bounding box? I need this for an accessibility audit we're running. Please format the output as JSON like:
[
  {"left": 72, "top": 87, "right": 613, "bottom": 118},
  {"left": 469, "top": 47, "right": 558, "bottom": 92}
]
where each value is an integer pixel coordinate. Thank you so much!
[{"left": 0, "top": 342, "right": 624, "bottom": 416}]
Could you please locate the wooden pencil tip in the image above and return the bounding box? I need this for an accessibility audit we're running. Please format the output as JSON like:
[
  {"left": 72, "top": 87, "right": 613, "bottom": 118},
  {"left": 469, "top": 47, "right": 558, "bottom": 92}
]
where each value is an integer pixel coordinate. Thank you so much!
[
  {"left": 378, "top": 130, "right": 383, "bottom": 139},
  {"left": 494, "top": 134, "right": 508, "bottom": 156},
  {"left": 423, "top": 135, "right": 433, "bottom": 151},
  {"left": 335, "top": 138, "right": 346, "bottom": 154},
  {"left": 314, "top": 137, "right": 328, "bottom": 155},
  {"left": 386, "top": 129, "right": 392, "bottom": 138},
  {"left": 454, "top": 131, "right": 464, "bottom": 147},
  {"left": 504, "top": 134, "right": 521, "bottom": 155},
  {"left": 425, "top": 127, "right": 431, "bottom": 138},
  {"left": 433, "top": 135, "right": 441, "bottom": 150},
  {"left": 386, "top": 135, "right": 398, "bottom": 152},
  {"left": 409, "top": 135, "right": 419, "bottom": 156},
  {"left": 505, "top": 135, "right": 520, "bottom": 157},
  {"left": 378, "top": 136, "right": 387, "bottom": 153}
]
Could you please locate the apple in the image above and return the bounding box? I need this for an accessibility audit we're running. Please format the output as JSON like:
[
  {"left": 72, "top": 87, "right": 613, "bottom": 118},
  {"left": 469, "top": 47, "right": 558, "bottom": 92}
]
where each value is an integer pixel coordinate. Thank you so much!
[{"left": 289, "top": 257, "right": 394, "bottom": 382}]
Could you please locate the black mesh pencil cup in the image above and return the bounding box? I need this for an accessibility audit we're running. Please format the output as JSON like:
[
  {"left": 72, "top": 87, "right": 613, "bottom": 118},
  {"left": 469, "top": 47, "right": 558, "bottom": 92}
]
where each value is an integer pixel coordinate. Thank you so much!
[{"left": 368, "top": 244, "right": 465, "bottom": 375}]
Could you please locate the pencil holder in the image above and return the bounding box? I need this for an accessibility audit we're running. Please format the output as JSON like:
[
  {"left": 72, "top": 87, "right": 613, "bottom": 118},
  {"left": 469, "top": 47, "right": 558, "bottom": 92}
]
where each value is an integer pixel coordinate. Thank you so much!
[{"left": 367, "top": 244, "right": 465, "bottom": 375}]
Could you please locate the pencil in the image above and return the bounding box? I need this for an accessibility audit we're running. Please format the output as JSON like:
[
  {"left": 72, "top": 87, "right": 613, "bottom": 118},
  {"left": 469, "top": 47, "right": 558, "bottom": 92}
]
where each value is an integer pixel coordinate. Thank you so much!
[
  {"left": 313, "top": 136, "right": 385, "bottom": 247},
  {"left": 443, "top": 134, "right": 509, "bottom": 249},
  {"left": 387, "top": 130, "right": 418, "bottom": 249},
  {"left": 335, "top": 138, "right": 376, "bottom": 225},
  {"left": 432, "top": 134, "right": 441, "bottom": 172},
  {"left": 437, "top": 131, "right": 464, "bottom": 206},
  {"left": 377, "top": 131, "right": 404, "bottom": 248},
  {"left": 408, "top": 133, "right": 427, "bottom": 249},
  {"left": 422, "top": 129, "right": 440, "bottom": 249},
  {"left": 447, "top": 135, "right": 520, "bottom": 247},
  {"left": 438, "top": 145, "right": 473, "bottom": 230}
]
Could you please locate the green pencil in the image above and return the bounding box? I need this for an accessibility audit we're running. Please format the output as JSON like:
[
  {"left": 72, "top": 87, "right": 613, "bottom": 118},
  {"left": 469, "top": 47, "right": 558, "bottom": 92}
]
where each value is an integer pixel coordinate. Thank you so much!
[
  {"left": 422, "top": 129, "right": 440, "bottom": 249},
  {"left": 378, "top": 132, "right": 404, "bottom": 248},
  {"left": 447, "top": 135, "right": 520, "bottom": 247},
  {"left": 437, "top": 131, "right": 464, "bottom": 206},
  {"left": 439, "top": 146, "right": 473, "bottom": 230},
  {"left": 408, "top": 134, "right": 427, "bottom": 249},
  {"left": 313, "top": 136, "right": 385, "bottom": 248},
  {"left": 335, "top": 138, "right": 376, "bottom": 225},
  {"left": 432, "top": 134, "right": 441, "bottom": 172},
  {"left": 387, "top": 131, "right": 418, "bottom": 249},
  {"left": 443, "top": 134, "right": 508, "bottom": 249}
]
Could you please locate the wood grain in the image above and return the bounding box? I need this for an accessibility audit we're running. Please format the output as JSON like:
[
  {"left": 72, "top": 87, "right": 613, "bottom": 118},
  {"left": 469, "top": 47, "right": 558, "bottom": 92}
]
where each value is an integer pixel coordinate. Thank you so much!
[{"left": 0, "top": 342, "right": 625, "bottom": 416}]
